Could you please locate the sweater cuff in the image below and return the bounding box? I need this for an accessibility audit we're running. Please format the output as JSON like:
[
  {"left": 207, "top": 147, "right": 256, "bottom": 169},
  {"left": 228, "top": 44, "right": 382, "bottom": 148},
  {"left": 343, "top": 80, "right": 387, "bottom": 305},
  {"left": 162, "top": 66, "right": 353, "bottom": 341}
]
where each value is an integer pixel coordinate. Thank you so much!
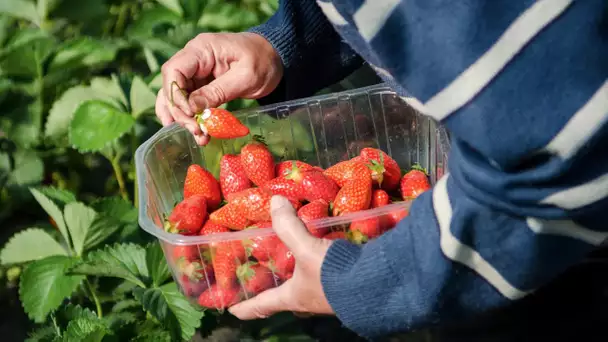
[{"left": 321, "top": 239, "right": 398, "bottom": 339}]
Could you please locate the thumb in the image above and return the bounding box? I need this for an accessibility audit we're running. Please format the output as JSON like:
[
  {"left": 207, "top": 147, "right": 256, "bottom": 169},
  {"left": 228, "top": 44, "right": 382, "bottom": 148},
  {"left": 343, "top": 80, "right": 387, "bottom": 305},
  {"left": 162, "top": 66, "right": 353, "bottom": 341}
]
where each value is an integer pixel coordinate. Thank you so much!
[
  {"left": 270, "top": 196, "right": 317, "bottom": 257},
  {"left": 188, "top": 67, "right": 251, "bottom": 112}
]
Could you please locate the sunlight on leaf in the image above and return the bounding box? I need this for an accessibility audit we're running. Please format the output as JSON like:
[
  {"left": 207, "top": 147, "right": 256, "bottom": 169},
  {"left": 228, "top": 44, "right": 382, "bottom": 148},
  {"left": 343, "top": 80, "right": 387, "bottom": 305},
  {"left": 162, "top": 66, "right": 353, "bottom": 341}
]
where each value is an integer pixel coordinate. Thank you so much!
[{"left": 1, "top": 228, "right": 67, "bottom": 265}]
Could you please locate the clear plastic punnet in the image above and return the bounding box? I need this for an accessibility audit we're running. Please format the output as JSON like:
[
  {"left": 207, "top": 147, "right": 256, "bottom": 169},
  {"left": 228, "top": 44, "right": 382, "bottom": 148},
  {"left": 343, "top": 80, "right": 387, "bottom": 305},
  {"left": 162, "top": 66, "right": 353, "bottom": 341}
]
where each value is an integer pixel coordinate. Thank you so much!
[{"left": 135, "top": 83, "right": 450, "bottom": 309}]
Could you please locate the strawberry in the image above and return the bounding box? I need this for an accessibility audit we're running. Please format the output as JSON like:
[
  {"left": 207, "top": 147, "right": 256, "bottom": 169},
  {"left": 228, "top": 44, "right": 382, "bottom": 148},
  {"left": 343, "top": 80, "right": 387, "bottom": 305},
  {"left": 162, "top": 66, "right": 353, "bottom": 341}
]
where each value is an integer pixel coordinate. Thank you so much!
[
  {"left": 360, "top": 148, "right": 401, "bottom": 191},
  {"left": 179, "top": 273, "right": 211, "bottom": 297},
  {"left": 263, "top": 176, "right": 303, "bottom": 200},
  {"left": 323, "top": 231, "right": 348, "bottom": 240},
  {"left": 242, "top": 222, "right": 280, "bottom": 261},
  {"left": 219, "top": 154, "right": 251, "bottom": 199},
  {"left": 349, "top": 217, "right": 384, "bottom": 242},
  {"left": 276, "top": 160, "right": 317, "bottom": 178},
  {"left": 164, "top": 194, "right": 207, "bottom": 235},
  {"left": 285, "top": 164, "right": 339, "bottom": 202},
  {"left": 332, "top": 177, "right": 372, "bottom": 216},
  {"left": 183, "top": 164, "right": 221, "bottom": 210},
  {"left": 195, "top": 108, "right": 249, "bottom": 139},
  {"left": 198, "top": 284, "right": 242, "bottom": 309},
  {"left": 297, "top": 199, "right": 330, "bottom": 238},
  {"left": 199, "top": 220, "right": 231, "bottom": 236},
  {"left": 400, "top": 165, "right": 431, "bottom": 199},
  {"left": 381, "top": 207, "right": 409, "bottom": 230},
  {"left": 177, "top": 258, "right": 215, "bottom": 297},
  {"left": 323, "top": 159, "right": 372, "bottom": 188},
  {"left": 263, "top": 243, "right": 295, "bottom": 281},
  {"left": 240, "top": 137, "right": 275, "bottom": 186},
  {"left": 171, "top": 245, "right": 201, "bottom": 263},
  {"left": 212, "top": 240, "right": 248, "bottom": 289},
  {"left": 209, "top": 203, "right": 251, "bottom": 230},
  {"left": 229, "top": 188, "right": 273, "bottom": 222},
  {"left": 237, "top": 262, "right": 276, "bottom": 295},
  {"left": 371, "top": 189, "right": 390, "bottom": 208}
]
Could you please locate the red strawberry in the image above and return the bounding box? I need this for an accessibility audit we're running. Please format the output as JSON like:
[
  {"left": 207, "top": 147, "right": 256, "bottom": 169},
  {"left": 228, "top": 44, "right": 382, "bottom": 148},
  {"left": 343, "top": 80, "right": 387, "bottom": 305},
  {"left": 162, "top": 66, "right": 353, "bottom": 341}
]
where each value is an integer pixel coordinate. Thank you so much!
[
  {"left": 371, "top": 189, "right": 390, "bottom": 208},
  {"left": 360, "top": 148, "right": 401, "bottom": 191},
  {"left": 276, "top": 160, "right": 316, "bottom": 178},
  {"left": 323, "top": 160, "right": 372, "bottom": 187},
  {"left": 240, "top": 137, "right": 275, "bottom": 186},
  {"left": 263, "top": 176, "right": 303, "bottom": 200},
  {"left": 183, "top": 164, "right": 221, "bottom": 210},
  {"left": 165, "top": 194, "right": 207, "bottom": 235},
  {"left": 349, "top": 217, "right": 384, "bottom": 242},
  {"left": 171, "top": 245, "right": 201, "bottom": 263},
  {"left": 229, "top": 188, "right": 273, "bottom": 222},
  {"left": 219, "top": 154, "right": 251, "bottom": 199},
  {"left": 199, "top": 220, "right": 231, "bottom": 236},
  {"left": 242, "top": 222, "right": 280, "bottom": 261},
  {"left": 237, "top": 262, "right": 276, "bottom": 295},
  {"left": 381, "top": 207, "right": 409, "bottom": 230},
  {"left": 209, "top": 203, "right": 251, "bottom": 230},
  {"left": 212, "top": 240, "right": 248, "bottom": 289},
  {"left": 196, "top": 108, "right": 249, "bottom": 139},
  {"left": 400, "top": 165, "right": 431, "bottom": 199},
  {"left": 323, "top": 231, "right": 348, "bottom": 240},
  {"left": 291, "top": 171, "right": 339, "bottom": 202},
  {"left": 179, "top": 273, "right": 211, "bottom": 297},
  {"left": 178, "top": 259, "right": 215, "bottom": 297},
  {"left": 297, "top": 199, "right": 330, "bottom": 238},
  {"left": 263, "top": 243, "right": 295, "bottom": 281},
  {"left": 198, "top": 284, "right": 242, "bottom": 309},
  {"left": 332, "top": 177, "right": 372, "bottom": 216}
]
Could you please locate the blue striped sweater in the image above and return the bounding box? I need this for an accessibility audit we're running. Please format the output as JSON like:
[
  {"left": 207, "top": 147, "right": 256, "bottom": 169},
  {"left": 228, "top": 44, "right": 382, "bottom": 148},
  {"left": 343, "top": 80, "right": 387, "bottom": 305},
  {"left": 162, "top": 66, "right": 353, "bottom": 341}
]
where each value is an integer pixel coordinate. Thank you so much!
[{"left": 250, "top": 0, "right": 608, "bottom": 339}]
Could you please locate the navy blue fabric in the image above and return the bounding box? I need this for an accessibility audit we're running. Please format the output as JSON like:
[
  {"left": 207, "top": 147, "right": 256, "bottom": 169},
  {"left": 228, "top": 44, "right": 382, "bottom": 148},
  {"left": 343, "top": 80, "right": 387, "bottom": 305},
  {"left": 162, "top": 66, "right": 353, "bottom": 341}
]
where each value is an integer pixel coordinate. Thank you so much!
[{"left": 250, "top": 0, "right": 608, "bottom": 339}]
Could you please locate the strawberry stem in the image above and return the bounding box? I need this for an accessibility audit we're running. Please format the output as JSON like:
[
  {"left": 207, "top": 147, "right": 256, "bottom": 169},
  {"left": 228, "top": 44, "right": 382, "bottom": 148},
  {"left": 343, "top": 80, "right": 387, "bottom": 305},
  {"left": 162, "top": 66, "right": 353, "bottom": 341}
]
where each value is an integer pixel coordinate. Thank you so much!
[
  {"left": 169, "top": 81, "right": 188, "bottom": 107},
  {"left": 251, "top": 134, "right": 267, "bottom": 145}
]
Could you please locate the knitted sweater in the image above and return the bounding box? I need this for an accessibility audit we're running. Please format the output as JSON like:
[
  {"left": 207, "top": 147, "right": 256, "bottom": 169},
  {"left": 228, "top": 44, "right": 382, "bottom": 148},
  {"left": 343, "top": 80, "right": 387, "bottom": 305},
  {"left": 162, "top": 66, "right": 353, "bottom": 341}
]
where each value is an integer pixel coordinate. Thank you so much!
[{"left": 249, "top": 0, "right": 608, "bottom": 339}]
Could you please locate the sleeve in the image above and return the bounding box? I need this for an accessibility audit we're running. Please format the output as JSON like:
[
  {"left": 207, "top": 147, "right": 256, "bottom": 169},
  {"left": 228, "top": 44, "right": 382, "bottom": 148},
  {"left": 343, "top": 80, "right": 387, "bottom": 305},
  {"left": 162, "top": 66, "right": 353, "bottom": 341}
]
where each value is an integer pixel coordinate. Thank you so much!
[
  {"left": 320, "top": 0, "right": 608, "bottom": 339},
  {"left": 247, "top": 0, "right": 364, "bottom": 104}
]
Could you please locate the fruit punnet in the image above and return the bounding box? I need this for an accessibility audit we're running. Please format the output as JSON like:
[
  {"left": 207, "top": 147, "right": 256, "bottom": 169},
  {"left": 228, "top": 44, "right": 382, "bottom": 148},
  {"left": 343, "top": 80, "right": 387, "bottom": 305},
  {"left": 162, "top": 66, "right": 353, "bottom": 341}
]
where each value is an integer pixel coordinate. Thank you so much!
[{"left": 195, "top": 108, "right": 250, "bottom": 139}]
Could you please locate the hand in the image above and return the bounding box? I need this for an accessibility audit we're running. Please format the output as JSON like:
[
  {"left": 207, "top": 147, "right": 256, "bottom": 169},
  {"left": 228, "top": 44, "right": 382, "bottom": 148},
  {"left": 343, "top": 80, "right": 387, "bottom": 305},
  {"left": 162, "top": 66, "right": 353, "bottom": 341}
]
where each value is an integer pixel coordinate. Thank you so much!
[
  {"left": 228, "top": 195, "right": 336, "bottom": 319},
  {"left": 155, "top": 32, "right": 283, "bottom": 145}
]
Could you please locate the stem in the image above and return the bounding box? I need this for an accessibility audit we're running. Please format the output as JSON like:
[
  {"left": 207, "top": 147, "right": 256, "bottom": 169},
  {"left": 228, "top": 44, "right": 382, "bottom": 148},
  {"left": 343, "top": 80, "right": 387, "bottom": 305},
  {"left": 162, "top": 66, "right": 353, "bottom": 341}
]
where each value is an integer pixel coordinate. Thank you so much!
[
  {"left": 131, "top": 128, "right": 139, "bottom": 209},
  {"left": 111, "top": 155, "right": 129, "bottom": 201},
  {"left": 113, "top": 3, "right": 129, "bottom": 36},
  {"left": 85, "top": 278, "right": 103, "bottom": 318}
]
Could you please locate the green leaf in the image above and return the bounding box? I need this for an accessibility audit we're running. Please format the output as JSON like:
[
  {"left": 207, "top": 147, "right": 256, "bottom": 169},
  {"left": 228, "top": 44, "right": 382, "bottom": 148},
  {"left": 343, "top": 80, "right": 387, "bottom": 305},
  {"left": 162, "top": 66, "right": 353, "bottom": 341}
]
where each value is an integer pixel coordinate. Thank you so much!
[
  {"left": 130, "top": 75, "right": 157, "bottom": 118},
  {"left": 25, "top": 324, "right": 59, "bottom": 342},
  {"left": 30, "top": 188, "right": 71, "bottom": 248},
  {"left": 102, "top": 311, "right": 138, "bottom": 331},
  {"left": 69, "top": 101, "right": 135, "bottom": 153},
  {"left": 8, "top": 149, "right": 43, "bottom": 186},
  {"left": 46, "top": 86, "right": 109, "bottom": 141},
  {"left": 90, "top": 77, "right": 128, "bottom": 110},
  {"left": 1, "top": 228, "right": 67, "bottom": 265},
  {"left": 48, "top": 37, "right": 121, "bottom": 73},
  {"left": 62, "top": 312, "right": 110, "bottom": 342},
  {"left": 155, "top": 0, "right": 183, "bottom": 16},
  {"left": 198, "top": 2, "right": 259, "bottom": 31},
  {"left": 90, "top": 197, "right": 137, "bottom": 223},
  {"left": 111, "top": 299, "right": 141, "bottom": 313},
  {"left": 19, "top": 255, "right": 85, "bottom": 323},
  {"left": 35, "top": 186, "right": 76, "bottom": 206},
  {"left": 64, "top": 202, "right": 97, "bottom": 256},
  {"left": 146, "top": 242, "right": 170, "bottom": 287},
  {"left": 127, "top": 6, "right": 181, "bottom": 39},
  {"left": 0, "top": 0, "right": 40, "bottom": 25},
  {"left": 69, "top": 243, "right": 148, "bottom": 288},
  {"left": 148, "top": 73, "right": 163, "bottom": 90},
  {"left": 0, "top": 28, "right": 55, "bottom": 78},
  {"left": 83, "top": 216, "right": 122, "bottom": 252},
  {"left": 133, "top": 283, "right": 203, "bottom": 342}
]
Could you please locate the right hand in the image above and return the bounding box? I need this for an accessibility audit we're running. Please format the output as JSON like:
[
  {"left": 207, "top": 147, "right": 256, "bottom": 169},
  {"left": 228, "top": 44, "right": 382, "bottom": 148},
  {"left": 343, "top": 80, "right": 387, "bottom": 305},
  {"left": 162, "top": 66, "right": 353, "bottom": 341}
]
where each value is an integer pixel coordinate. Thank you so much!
[{"left": 156, "top": 32, "right": 283, "bottom": 145}]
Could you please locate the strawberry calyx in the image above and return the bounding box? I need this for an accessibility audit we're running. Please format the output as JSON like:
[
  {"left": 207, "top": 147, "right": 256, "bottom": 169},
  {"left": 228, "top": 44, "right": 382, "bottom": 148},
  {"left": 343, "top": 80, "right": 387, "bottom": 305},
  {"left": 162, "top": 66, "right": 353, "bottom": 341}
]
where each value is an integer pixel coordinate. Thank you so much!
[
  {"left": 284, "top": 160, "right": 305, "bottom": 183},
  {"left": 181, "top": 260, "right": 207, "bottom": 282},
  {"left": 365, "top": 158, "right": 386, "bottom": 187},
  {"left": 251, "top": 134, "right": 268, "bottom": 146},
  {"left": 410, "top": 163, "right": 428, "bottom": 175},
  {"left": 347, "top": 230, "right": 368, "bottom": 244},
  {"left": 236, "top": 261, "right": 258, "bottom": 282}
]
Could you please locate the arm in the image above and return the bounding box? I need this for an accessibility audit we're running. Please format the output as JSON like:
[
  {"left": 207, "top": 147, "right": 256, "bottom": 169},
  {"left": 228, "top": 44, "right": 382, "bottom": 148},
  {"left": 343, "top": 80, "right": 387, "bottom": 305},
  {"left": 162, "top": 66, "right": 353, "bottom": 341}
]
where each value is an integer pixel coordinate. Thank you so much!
[
  {"left": 321, "top": 0, "right": 608, "bottom": 339},
  {"left": 248, "top": 0, "right": 364, "bottom": 103}
]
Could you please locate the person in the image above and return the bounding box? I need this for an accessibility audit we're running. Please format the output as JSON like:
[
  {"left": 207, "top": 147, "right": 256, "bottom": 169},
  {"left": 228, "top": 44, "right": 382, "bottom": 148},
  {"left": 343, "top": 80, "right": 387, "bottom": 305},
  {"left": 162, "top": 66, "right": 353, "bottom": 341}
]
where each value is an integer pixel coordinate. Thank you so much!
[{"left": 155, "top": 0, "right": 608, "bottom": 340}]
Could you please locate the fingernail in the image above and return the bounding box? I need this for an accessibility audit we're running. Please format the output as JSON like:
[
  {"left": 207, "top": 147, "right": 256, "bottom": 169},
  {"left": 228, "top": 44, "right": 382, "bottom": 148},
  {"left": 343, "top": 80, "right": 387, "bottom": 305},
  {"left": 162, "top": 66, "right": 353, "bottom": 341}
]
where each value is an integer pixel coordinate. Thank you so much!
[{"left": 270, "top": 196, "right": 290, "bottom": 210}]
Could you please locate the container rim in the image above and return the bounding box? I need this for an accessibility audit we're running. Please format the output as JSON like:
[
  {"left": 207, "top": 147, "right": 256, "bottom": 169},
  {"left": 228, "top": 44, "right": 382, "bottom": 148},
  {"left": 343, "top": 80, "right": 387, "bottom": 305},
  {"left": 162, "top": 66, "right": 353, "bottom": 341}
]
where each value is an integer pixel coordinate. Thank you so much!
[{"left": 135, "top": 82, "right": 435, "bottom": 246}]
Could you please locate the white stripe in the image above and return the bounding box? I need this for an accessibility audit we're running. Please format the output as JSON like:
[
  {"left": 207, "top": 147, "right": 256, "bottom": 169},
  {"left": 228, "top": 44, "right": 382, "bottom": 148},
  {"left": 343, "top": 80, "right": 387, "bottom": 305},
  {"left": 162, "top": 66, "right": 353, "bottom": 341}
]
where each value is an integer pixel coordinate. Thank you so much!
[
  {"left": 433, "top": 174, "right": 529, "bottom": 300},
  {"left": 423, "top": 0, "right": 573, "bottom": 121},
  {"left": 316, "top": 1, "right": 348, "bottom": 26},
  {"left": 526, "top": 218, "right": 608, "bottom": 246},
  {"left": 353, "top": 0, "right": 400, "bottom": 42},
  {"left": 544, "top": 80, "right": 608, "bottom": 159},
  {"left": 400, "top": 96, "right": 428, "bottom": 115},
  {"left": 370, "top": 63, "right": 393, "bottom": 79},
  {"left": 541, "top": 172, "right": 608, "bottom": 210}
]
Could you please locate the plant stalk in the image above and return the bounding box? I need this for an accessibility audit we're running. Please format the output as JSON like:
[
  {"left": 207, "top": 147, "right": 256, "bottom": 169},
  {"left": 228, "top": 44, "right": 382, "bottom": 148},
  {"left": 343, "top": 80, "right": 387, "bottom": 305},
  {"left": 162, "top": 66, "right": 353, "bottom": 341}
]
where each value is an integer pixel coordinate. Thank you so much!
[
  {"left": 111, "top": 155, "right": 129, "bottom": 201},
  {"left": 85, "top": 278, "right": 103, "bottom": 318}
]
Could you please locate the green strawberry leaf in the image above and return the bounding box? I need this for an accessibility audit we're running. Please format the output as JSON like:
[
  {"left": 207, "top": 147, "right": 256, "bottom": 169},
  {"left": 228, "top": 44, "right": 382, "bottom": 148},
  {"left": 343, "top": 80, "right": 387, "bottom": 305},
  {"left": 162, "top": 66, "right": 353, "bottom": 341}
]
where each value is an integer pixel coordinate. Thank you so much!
[
  {"left": 35, "top": 187, "right": 77, "bottom": 206},
  {"left": 0, "top": 28, "right": 55, "bottom": 78},
  {"left": 61, "top": 309, "right": 110, "bottom": 342},
  {"left": 63, "top": 202, "right": 97, "bottom": 256},
  {"left": 133, "top": 282, "right": 203, "bottom": 342},
  {"left": 19, "top": 255, "right": 85, "bottom": 323},
  {"left": 90, "top": 76, "right": 128, "bottom": 110},
  {"left": 146, "top": 242, "right": 171, "bottom": 287},
  {"left": 69, "top": 243, "right": 148, "bottom": 288},
  {"left": 69, "top": 100, "right": 135, "bottom": 153},
  {"left": 102, "top": 311, "right": 138, "bottom": 331},
  {"left": 7, "top": 149, "right": 43, "bottom": 186},
  {"left": 84, "top": 216, "right": 122, "bottom": 252},
  {"left": 129, "top": 75, "right": 157, "bottom": 119},
  {"left": 132, "top": 320, "right": 172, "bottom": 342},
  {"left": 48, "top": 37, "right": 121, "bottom": 74},
  {"left": 111, "top": 299, "right": 141, "bottom": 313},
  {"left": 0, "top": 228, "right": 67, "bottom": 265},
  {"left": 0, "top": 0, "right": 40, "bottom": 26},
  {"left": 30, "top": 188, "right": 71, "bottom": 249},
  {"left": 90, "top": 196, "right": 137, "bottom": 223},
  {"left": 45, "top": 86, "right": 110, "bottom": 142},
  {"left": 155, "top": 0, "right": 183, "bottom": 16},
  {"left": 24, "top": 325, "right": 58, "bottom": 342}
]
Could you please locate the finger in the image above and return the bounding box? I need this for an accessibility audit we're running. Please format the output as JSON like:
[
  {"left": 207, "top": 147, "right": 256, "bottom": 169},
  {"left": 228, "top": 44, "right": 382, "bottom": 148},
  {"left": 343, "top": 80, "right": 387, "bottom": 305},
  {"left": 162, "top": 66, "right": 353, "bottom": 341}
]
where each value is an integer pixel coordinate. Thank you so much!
[
  {"left": 228, "top": 282, "right": 291, "bottom": 320},
  {"left": 194, "top": 133, "right": 210, "bottom": 146},
  {"left": 155, "top": 89, "right": 173, "bottom": 126},
  {"left": 161, "top": 50, "right": 199, "bottom": 117},
  {"left": 188, "top": 67, "right": 253, "bottom": 112},
  {"left": 170, "top": 103, "right": 203, "bottom": 136},
  {"left": 270, "top": 196, "right": 318, "bottom": 257}
]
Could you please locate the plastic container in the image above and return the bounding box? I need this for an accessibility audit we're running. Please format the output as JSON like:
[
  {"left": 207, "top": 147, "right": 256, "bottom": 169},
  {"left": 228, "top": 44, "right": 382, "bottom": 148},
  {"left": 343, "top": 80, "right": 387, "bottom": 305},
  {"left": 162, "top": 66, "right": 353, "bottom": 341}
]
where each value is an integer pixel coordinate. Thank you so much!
[{"left": 135, "top": 83, "right": 450, "bottom": 309}]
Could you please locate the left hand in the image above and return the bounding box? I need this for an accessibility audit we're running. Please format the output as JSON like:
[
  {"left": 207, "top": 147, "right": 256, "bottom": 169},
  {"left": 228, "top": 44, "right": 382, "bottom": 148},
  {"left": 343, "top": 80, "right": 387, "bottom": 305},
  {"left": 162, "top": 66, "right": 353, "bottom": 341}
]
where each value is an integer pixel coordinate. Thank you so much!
[{"left": 228, "top": 195, "right": 336, "bottom": 319}]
